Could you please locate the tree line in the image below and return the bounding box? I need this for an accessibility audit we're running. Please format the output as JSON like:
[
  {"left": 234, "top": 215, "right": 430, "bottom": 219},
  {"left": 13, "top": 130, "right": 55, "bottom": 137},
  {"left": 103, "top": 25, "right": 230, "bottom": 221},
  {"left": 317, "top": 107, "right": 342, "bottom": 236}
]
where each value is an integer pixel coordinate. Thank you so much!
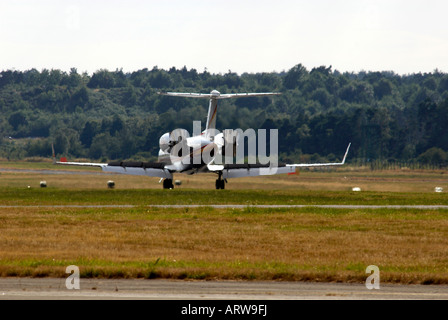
[{"left": 1, "top": 64, "right": 448, "bottom": 166}]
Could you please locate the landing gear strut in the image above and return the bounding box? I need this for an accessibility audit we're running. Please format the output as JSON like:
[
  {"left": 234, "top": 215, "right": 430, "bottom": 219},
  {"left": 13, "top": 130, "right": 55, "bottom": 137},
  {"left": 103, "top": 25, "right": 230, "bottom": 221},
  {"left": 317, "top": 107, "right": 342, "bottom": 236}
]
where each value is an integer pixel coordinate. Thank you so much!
[
  {"left": 215, "top": 172, "right": 225, "bottom": 190},
  {"left": 163, "top": 178, "right": 174, "bottom": 189}
]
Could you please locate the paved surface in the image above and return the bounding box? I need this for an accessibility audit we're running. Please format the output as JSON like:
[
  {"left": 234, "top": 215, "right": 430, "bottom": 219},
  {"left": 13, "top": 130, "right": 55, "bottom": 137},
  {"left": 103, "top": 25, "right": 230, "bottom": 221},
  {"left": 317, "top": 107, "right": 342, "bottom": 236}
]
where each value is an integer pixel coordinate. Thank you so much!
[
  {"left": 148, "top": 204, "right": 448, "bottom": 209},
  {"left": 0, "top": 278, "right": 447, "bottom": 300},
  {"left": 1, "top": 204, "right": 448, "bottom": 209}
]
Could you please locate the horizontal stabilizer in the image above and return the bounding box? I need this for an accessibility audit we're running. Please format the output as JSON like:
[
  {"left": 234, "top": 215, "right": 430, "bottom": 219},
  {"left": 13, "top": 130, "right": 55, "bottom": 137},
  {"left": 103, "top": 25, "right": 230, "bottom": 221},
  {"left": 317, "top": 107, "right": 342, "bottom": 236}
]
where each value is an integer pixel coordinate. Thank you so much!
[{"left": 158, "top": 91, "right": 281, "bottom": 100}]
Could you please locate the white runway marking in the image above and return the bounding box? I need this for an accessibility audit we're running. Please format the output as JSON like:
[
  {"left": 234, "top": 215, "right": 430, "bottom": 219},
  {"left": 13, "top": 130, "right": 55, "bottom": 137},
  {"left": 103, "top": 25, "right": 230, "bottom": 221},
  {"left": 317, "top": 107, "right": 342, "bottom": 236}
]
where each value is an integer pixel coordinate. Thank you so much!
[{"left": 1, "top": 205, "right": 448, "bottom": 209}]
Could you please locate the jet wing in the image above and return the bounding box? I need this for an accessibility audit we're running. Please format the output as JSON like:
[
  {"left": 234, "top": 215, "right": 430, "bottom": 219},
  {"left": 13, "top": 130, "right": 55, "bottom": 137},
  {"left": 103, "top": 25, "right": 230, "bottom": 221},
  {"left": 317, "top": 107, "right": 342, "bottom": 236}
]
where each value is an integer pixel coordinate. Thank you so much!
[
  {"left": 54, "top": 160, "right": 173, "bottom": 179},
  {"left": 207, "top": 143, "right": 351, "bottom": 178},
  {"left": 208, "top": 163, "right": 295, "bottom": 179},
  {"left": 55, "top": 161, "right": 107, "bottom": 168}
]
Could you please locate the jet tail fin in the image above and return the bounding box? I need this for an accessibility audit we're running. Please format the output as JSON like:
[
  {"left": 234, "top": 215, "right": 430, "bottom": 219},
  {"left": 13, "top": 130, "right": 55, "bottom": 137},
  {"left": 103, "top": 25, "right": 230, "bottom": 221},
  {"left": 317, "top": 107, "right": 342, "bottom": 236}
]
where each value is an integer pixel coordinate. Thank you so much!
[{"left": 158, "top": 90, "right": 281, "bottom": 131}]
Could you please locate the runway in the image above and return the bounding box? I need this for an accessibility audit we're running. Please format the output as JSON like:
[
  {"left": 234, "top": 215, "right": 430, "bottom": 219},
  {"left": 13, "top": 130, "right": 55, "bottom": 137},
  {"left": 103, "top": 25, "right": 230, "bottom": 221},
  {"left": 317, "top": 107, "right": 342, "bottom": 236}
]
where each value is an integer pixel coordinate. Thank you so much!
[
  {"left": 1, "top": 204, "right": 448, "bottom": 209},
  {"left": 1, "top": 278, "right": 447, "bottom": 300}
]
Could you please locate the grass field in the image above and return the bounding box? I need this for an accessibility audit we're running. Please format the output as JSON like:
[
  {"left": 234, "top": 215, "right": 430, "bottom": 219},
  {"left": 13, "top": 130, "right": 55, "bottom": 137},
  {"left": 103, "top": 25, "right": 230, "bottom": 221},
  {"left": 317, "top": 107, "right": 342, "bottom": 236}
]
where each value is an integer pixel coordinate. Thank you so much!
[{"left": 0, "top": 161, "right": 447, "bottom": 284}]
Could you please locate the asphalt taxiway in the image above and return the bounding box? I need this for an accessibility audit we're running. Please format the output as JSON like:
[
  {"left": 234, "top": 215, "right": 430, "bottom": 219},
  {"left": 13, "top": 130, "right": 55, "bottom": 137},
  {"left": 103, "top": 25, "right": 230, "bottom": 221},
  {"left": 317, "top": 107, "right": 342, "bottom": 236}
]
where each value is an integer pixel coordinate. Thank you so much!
[
  {"left": 1, "top": 205, "right": 448, "bottom": 209},
  {"left": 1, "top": 278, "right": 447, "bottom": 300}
]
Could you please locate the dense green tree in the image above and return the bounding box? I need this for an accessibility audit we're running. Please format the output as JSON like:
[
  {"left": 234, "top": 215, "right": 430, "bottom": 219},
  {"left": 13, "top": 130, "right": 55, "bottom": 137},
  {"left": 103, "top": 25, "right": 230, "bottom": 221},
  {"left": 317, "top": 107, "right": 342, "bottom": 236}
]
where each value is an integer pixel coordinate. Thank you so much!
[
  {"left": 374, "top": 78, "right": 393, "bottom": 99},
  {"left": 283, "top": 64, "right": 307, "bottom": 90},
  {"left": 418, "top": 147, "right": 447, "bottom": 165},
  {"left": 80, "top": 121, "right": 97, "bottom": 147},
  {"left": 68, "top": 86, "right": 89, "bottom": 112},
  {"left": 88, "top": 69, "right": 117, "bottom": 89},
  {"left": 1, "top": 65, "right": 448, "bottom": 165},
  {"left": 8, "top": 111, "right": 27, "bottom": 130}
]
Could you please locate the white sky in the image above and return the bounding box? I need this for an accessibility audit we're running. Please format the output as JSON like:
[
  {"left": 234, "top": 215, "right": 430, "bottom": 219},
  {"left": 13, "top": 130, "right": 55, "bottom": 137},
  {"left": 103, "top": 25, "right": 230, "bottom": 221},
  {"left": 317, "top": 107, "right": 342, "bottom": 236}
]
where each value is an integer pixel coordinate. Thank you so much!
[{"left": 1, "top": 0, "right": 448, "bottom": 75}]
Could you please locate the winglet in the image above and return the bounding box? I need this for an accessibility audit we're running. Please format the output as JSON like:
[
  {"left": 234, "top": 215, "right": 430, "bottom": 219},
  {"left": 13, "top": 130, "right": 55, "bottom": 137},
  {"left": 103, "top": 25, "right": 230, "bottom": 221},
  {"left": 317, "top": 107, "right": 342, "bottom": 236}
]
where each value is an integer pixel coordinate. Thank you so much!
[
  {"left": 341, "top": 143, "right": 351, "bottom": 164},
  {"left": 285, "top": 142, "right": 351, "bottom": 168}
]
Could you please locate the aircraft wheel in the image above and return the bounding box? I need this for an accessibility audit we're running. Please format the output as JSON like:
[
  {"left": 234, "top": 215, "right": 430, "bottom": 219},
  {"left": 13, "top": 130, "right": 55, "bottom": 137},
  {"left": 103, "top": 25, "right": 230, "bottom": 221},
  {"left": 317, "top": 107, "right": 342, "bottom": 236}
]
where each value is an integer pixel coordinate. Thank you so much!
[
  {"left": 163, "top": 179, "right": 174, "bottom": 189},
  {"left": 216, "top": 179, "right": 225, "bottom": 190}
]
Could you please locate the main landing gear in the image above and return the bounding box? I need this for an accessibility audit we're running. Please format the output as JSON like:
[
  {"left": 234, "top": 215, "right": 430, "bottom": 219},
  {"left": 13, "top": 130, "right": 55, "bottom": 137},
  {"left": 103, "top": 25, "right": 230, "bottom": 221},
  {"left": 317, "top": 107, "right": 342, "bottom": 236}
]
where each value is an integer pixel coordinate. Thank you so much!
[
  {"left": 215, "top": 172, "right": 226, "bottom": 190},
  {"left": 163, "top": 176, "right": 226, "bottom": 190},
  {"left": 163, "top": 178, "right": 174, "bottom": 189}
]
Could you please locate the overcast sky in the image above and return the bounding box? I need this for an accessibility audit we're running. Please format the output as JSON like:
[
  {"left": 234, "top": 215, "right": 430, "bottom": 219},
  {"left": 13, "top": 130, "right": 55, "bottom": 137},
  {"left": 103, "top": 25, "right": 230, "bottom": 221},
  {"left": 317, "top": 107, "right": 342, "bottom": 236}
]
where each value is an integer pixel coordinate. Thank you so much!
[{"left": 1, "top": 0, "right": 447, "bottom": 75}]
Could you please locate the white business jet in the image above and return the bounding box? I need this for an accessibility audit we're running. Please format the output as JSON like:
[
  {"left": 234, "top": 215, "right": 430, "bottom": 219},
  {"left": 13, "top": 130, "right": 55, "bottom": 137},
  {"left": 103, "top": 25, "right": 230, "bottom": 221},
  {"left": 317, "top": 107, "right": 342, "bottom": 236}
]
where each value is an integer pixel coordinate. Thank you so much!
[{"left": 54, "top": 90, "right": 350, "bottom": 189}]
